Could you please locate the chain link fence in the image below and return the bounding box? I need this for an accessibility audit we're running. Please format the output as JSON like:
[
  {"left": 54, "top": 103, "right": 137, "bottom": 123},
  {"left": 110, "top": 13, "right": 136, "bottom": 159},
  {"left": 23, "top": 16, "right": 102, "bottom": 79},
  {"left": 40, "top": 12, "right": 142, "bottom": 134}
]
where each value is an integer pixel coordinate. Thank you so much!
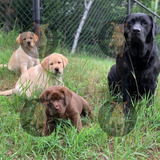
[
  {"left": 41, "top": 0, "right": 128, "bottom": 57},
  {"left": 0, "top": 0, "right": 160, "bottom": 57},
  {"left": 0, "top": 0, "right": 32, "bottom": 31}
]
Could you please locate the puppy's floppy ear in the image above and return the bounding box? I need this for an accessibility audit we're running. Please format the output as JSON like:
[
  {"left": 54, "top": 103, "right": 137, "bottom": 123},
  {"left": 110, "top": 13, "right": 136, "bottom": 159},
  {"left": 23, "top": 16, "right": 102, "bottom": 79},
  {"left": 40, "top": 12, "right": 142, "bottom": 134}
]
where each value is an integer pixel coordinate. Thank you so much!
[
  {"left": 33, "top": 34, "right": 39, "bottom": 43},
  {"left": 59, "top": 54, "right": 68, "bottom": 68},
  {"left": 41, "top": 56, "right": 49, "bottom": 70},
  {"left": 16, "top": 34, "right": 22, "bottom": 44},
  {"left": 39, "top": 90, "right": 51, "bottom": 102},
  {"left": 59, "top": 87, "right": 72, "bottom": 106}
]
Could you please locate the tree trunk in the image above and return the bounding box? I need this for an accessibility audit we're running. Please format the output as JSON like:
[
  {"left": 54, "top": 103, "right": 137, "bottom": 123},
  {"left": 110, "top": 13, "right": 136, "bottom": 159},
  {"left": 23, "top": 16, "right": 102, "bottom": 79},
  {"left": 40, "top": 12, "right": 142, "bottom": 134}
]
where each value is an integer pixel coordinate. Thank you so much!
[
  {"left": 154, "top": 0, "right": 159, "bottom": 21},
  {"left": 71, "top": 0, "right": 94, "bottom": 54},
  {"left": 154, "top": 0, "right": 158, "bottom": 14}
]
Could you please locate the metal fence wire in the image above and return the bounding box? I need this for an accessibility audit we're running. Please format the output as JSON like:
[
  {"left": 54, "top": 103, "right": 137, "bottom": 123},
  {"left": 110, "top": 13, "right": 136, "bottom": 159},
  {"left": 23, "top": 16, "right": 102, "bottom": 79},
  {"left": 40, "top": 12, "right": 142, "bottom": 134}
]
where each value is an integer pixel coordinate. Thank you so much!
[
  {"left": 0, "top": 0, "right": 32, "bottom": 31},
  {"left": 0, "top": 0, "right": 160, "bottom": 57},
  {"left": 40, "top": 0, "right": 127, "bottom": 57}
]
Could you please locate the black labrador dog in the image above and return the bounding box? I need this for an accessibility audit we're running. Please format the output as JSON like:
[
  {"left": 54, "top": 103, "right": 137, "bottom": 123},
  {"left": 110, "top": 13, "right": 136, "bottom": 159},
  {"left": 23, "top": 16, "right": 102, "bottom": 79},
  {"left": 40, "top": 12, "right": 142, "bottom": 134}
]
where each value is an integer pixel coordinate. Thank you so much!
[{"left": 108, "top": 13, "right": 160, "bottom": 115}]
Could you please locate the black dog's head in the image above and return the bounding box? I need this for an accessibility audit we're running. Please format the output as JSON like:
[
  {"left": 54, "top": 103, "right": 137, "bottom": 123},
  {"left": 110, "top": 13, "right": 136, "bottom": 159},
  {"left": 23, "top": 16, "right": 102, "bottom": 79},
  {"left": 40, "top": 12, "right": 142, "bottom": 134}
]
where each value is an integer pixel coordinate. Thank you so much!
[{"left": 124, "top": 13, "right": 159, "bottom": 44}]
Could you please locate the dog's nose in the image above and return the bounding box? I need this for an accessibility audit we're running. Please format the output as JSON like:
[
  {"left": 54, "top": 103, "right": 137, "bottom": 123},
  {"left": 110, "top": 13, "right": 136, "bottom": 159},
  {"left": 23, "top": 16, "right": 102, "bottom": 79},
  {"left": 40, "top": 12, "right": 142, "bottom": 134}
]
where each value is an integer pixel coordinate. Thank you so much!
[
  {"left": 55, "top": 106, "right": 60, "bottom": 111},
  {"left": 27, "top": 41, "right": 31, "bottom": 45},
  {"left": 55, "top": 68, "right": 59, "bottom": 72},
  {"left": 133, "top": 24, "right": 141, "bottom": 33},
  {"left": 133, "top": 28, "right": 141, "bottom": 33}
]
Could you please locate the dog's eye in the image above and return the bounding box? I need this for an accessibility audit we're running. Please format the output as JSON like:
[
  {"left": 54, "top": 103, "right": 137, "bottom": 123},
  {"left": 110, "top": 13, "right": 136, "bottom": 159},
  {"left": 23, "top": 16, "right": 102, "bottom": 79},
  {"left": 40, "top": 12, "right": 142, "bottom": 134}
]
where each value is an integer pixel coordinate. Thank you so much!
[
  {"left": 128, "top": 21, "right": 133, "bottom": 25},
  {"left": 58, "top": 61, "right": 61, "bottom": 64},
  {"left": 141, "top": 20, "right": 147, "bottom": 25},
  {"left": 50, "top": 63, "right": 53, "bottom": 65},
  {"left": 23, "top": 38, "right": 26, "bottom": 40},
  {"left": 128, "top": 19, "right": 135, "bottom": 26},
  {"left": 30, "top": 37, "right": 33, "bottom": 39}
]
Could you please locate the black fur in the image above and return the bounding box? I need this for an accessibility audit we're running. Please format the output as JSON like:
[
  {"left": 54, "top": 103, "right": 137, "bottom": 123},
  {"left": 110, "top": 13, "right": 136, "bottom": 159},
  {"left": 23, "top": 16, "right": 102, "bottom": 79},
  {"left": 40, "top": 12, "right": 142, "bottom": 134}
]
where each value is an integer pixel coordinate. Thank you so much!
[{"left": 108, "top": 13, "right": 160, "bottom": 115}]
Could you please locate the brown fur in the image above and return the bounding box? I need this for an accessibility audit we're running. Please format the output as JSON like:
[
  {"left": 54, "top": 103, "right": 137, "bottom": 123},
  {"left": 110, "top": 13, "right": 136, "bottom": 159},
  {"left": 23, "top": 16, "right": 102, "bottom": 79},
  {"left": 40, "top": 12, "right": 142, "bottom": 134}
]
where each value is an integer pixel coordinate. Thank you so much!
[
  {"left": 0, "top": 53, "right": 68, "bottom": 97},
  {"left": 7, "top": 32, "right": 40, "bottom": 74},
  {"left": 39, "top": 86, "right": 94, "bottom": 135}
]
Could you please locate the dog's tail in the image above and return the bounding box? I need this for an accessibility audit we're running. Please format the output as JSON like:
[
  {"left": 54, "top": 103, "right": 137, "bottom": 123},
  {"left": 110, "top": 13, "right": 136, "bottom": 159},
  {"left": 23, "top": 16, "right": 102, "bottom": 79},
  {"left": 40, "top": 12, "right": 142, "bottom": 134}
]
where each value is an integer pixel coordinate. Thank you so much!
[
  {"left": 0, "top": 64, "right": 7, "bottom": 67},
  {"left": 0, "top": 89, "right": 13, "bottom": 96}
]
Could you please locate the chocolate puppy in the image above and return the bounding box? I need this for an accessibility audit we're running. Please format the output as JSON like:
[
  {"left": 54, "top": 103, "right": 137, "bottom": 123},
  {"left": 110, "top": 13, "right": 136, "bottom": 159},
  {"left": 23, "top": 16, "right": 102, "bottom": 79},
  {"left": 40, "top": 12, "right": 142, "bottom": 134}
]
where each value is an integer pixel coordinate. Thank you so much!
[{"left": 39, "top": 86, "right": 94, "bottom": 135}]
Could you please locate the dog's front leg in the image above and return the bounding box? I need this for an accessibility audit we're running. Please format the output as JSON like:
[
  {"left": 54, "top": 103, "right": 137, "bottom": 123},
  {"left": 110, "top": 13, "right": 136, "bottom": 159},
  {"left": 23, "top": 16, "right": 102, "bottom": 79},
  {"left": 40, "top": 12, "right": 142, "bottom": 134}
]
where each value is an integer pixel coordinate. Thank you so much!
[
  {"left": 20, "top": 64, "right": 27, "bottom": 74},
  {"left": 122, "top": 78, "right": 130, "bottom": 116},
  {"left": 35, "top": 59, "right": 40, "bottom": 65},
  {"left": 145, "top": 87, "right": 156, "bottom": 116},
  {"left": 43, "top": 117, "right": 55, "bottom": 136}
]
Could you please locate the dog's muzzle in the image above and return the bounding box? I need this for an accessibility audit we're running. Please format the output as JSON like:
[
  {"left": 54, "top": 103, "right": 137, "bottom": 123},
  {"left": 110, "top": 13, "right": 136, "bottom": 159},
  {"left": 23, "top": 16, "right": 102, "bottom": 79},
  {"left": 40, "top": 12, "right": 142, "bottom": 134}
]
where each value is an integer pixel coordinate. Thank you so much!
[
  {"left": 27, "top": 41, "right": 31, "bottom": 46},
  {"left": 55, "top": 68, "right": 59, "bottom": 73},
  {"left": 130, "top": 24, "right": 145, "bottom": 43},
  {"left": 54, "top": 68, "right": 62, "bottom": 75},
  {"left": 133, "top": 24, "right": 141, "bottom": 34}
]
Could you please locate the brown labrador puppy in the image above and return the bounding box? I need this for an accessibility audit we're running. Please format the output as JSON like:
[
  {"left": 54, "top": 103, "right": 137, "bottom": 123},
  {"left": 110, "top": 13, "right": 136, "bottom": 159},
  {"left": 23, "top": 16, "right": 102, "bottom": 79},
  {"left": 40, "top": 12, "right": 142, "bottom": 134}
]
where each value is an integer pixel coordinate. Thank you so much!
[{"left": 39, "top": 86, "right": 94, "bottom": 135}]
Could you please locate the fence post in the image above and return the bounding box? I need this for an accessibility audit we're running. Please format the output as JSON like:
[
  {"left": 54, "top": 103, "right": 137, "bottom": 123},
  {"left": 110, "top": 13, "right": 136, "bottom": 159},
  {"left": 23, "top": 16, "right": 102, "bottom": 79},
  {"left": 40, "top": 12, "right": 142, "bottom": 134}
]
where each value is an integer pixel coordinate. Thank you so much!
[
  {"left": 32, "top": 0, "right": 41, "bottom": 38},
  {"left": 127, "top": 0, "right": 131, "bottom": 14},
  {"left": 32, "top": 0, "right": 36, "bottom": 23}
]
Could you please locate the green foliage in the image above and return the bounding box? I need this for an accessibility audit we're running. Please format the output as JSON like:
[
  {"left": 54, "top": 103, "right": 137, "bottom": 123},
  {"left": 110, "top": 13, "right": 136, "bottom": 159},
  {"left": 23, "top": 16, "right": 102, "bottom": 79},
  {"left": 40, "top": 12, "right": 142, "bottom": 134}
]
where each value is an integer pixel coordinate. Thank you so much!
[{"left": 0, "top": 28, "right": 20, "bottom": 64}]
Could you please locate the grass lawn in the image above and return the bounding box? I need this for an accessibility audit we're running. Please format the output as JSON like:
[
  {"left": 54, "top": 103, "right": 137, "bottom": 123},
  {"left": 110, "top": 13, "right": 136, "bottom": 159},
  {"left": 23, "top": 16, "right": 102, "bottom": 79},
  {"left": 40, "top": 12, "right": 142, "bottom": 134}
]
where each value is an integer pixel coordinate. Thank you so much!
[{"left": 0, "top": 30, "right": 160, "bottom": 159}]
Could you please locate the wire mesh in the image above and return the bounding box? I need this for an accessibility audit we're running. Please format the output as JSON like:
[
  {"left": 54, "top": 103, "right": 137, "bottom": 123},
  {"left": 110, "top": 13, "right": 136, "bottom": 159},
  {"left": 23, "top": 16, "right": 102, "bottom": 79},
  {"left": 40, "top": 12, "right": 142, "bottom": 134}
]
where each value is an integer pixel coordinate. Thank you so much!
[
  {"left": 0, "top": 0, "right": 160, "bottom": 57},
  {"left": 40, "top": 0, "right": 127, "bottom": 57},
  {"left": 0, "top": 0, "right": 32, "bottom": 31}
]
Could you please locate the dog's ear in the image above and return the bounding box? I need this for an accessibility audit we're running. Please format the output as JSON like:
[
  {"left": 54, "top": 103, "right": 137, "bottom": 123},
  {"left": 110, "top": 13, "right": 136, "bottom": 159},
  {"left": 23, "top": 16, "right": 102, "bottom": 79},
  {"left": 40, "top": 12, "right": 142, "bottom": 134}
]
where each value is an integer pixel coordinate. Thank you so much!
[
  {"left": 59, "top": 87, "right": 72, "bottom": 106},
  {"left": 150, "top": 15, "right": 159, "bottom": 37},
  {"left": 123, "top": 15, "right": 130, "bottom": 40},
  {"left": 146, "top": 15, "right": 159, "bottom": 43},
  {"left": 33, "top": 34, "right": 39, "bottom": 43},
  {"left": 59, "top": 54, "right": 68, "bottom": 68},
  {"left": 41, "top": 56, "right": 49, "bottom": 70},
  {"left": 16, "top": 34, "right": 22, "bottom": 44},
  {"left": 39, "top": 90, "right": 51, "bottom": 102}
]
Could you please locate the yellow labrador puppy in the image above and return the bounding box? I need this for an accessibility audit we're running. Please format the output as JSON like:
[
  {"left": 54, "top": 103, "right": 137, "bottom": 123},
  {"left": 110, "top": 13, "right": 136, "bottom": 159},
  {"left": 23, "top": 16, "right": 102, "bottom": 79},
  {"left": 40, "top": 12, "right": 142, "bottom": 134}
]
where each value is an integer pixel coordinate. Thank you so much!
[
  {"left": 0, "top": 53, "right": 68, "bottom": 97},
  {"left": 8, "top": 32, "right": 40, "bottom": 74}
]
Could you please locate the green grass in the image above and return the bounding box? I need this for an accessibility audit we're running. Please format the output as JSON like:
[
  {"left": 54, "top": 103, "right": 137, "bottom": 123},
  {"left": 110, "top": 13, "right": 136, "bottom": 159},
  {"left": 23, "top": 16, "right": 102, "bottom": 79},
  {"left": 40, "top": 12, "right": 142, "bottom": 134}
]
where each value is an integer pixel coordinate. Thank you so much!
[{"left": 0, "top": 30, "right": 160, "bottom": 159}]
